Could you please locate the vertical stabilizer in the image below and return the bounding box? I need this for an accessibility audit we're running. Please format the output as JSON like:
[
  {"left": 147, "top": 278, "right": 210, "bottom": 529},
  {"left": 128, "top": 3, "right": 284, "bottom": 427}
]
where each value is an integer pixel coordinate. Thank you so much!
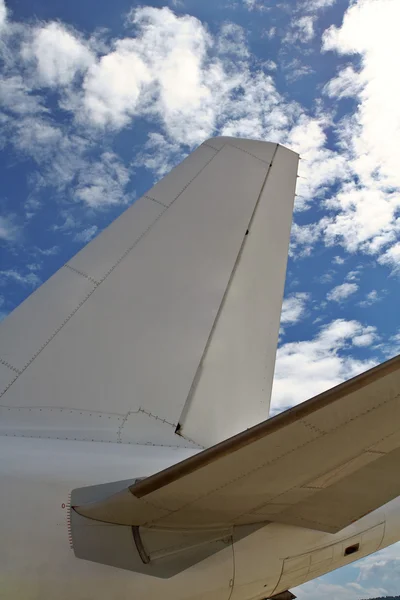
[
  {"left": 177, "top": 140, "right": 298, "bottom": 446},
  {"left": 0, "top": 137, "right": 298, "bottom": 449}
]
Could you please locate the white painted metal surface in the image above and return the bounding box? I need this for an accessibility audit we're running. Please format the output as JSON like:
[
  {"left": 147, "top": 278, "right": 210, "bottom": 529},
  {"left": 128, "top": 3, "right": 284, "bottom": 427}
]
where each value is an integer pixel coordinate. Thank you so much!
[
  {"left": 74, "top": 355, "right": 400, "bottom": 534},
  {"left": 0, "top": 137, "right": 297, "bottom": 448},
  {"left": 178, "top": 143, "right": 298, "bottom": 446},
  {"left": 1, "top": 435, "right": 400, "bottom": 600},
  {"left": 1, "top": 136, "right": 400, "bottom": 600}
]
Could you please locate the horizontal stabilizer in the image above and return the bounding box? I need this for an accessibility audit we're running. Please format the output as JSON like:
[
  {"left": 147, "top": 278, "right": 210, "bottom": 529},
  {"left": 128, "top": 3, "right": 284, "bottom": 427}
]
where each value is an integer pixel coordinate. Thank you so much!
[{"left": 74, "top": 353, "right": 400, "bottom": 534}]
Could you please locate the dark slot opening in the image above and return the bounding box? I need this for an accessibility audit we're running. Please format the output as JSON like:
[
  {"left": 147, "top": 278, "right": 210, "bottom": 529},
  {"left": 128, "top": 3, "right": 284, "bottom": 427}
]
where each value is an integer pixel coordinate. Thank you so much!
[{"left": 344, "top": 543, "right": 360, "bottom": 556}]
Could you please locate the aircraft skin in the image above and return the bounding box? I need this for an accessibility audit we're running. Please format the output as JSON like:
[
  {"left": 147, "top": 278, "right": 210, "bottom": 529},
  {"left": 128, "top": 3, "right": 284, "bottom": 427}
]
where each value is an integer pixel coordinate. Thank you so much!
[
  {"left": 2, "top": 436, "right": 400, "bottom": 600},
  {"left": 1, "top": 137, "right": 400, "bottom": 599}
]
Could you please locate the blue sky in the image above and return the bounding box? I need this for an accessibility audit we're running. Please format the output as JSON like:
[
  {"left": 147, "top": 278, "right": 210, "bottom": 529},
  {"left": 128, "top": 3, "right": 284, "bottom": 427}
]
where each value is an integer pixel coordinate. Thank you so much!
[{"left": 1, "top": 0, "right": 400, "bottom": 595}]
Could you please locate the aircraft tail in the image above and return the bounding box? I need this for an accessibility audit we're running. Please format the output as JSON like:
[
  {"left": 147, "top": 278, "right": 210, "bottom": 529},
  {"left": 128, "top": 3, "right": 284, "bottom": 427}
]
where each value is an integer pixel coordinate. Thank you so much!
[{"left": 0, "top": 137, "right": 298, "bottom": 449}]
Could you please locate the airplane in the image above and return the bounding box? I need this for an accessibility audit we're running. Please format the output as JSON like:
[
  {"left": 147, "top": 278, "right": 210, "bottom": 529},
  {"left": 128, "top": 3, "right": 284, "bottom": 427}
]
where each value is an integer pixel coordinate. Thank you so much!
[{"left": 1, "top": 136, "right": 400, "bottom": 600}]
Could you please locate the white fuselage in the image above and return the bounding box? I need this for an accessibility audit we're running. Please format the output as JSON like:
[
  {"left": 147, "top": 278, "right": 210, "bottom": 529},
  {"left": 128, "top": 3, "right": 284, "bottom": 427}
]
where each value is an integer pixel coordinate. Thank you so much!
[{"left": 2, "top": 436, "right": 399, "bottom": 600}]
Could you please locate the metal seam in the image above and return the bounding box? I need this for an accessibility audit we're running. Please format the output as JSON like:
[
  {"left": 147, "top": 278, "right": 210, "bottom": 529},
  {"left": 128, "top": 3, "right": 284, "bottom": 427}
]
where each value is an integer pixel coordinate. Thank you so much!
[
  {"left": 92, "top": 143, "right": 221, "bottom": 284},
  {"left": 0, "top": 287, "right": 97, "bottom": 397},
  {"left": 0, "top": 358, "right": 21, "bottom": 374},
  {"left": 176, "top": 143, "right": 279, "bottom": 433},
  {"left": 203, "top": 141, "right": 273, "bottom": 164},
  {"left": 1, "top": 144, "right": 224, "bottom": 398},
  {"left": 117, "top": 410, "right": 131, "bottom": 443},
  {"left": 0, "top": 431, "right": 197, "bottom": 447},
  {"left": 0, "top": 405, "right": 202, "bottom": 448},
  {"left": 64, "top": 264, "right": 100, "bottom": 286},
  {"left": 144, "top": 195, "right": 168, "bottom": 208},
  {"left": 225, "top": 142, "right": 273, "bottom": 164},
  {"left": 161, "top": 145, "right": 220, "bottom": 208},
  {"left": 202, "top": 142, "right": 220, "bottom": 151}
]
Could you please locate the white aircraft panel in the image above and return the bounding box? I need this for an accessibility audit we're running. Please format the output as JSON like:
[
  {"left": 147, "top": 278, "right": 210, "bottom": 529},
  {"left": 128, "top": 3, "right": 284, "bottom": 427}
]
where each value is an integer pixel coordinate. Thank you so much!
[
  {"left": 178, "top": 144, "right": 298, "bottom": 446},
  {"left": 204, "top": 136, "right": 277, "bottom": 164},
  {"left": 147, "top": 144, "right": 217, "bottom": 207},
  {"left": 0, "top": 406, "right": 123, "bottom": 442},
  {"left": 1, "top": 142, "right": 269, "bottom": 445},
  {"left": 68, "top": 196, "right": 164, "bottom": 283},
  {"left": 0, "top": 405, "right": 199, "bottom": 447},
  {"left": 0, "top": 362, "right": 18, "bottom": 396},
  {"left": 0, "top": 267, "right": 96, "bottom": 373}
]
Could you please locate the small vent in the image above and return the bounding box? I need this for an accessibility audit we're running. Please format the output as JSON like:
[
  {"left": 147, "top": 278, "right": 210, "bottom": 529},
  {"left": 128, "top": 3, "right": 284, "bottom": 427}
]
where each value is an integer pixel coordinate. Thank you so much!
[{"left": 344, "top": 543, "right": 360, "bottom": 557}]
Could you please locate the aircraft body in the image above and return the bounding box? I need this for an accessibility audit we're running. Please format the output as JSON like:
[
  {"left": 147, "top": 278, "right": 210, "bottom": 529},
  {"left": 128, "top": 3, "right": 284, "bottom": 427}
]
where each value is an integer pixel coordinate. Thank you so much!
[{"left": 1, "top": 137, "right": 400, "bottom": 599}]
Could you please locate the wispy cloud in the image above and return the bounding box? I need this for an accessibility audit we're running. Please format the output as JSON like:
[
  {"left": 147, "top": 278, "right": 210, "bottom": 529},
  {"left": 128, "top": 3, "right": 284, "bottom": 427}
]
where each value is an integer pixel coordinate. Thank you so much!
[
  {"left": 359, "top": 289, "right": 383, "bottom": 308},
  {"left": 22, "top": 21, "right": 94, "bottom": 87},
  {"left": 283, "top": 15, "right": 315, "bottom": 44},
  {"left": 0, "top": 269, "right": 40, "bottom": 288},
  {"left": 327, "top": 282, "right": 358, "bottom": 303},
  {"left": 281, "top": 292, "right": 310, "bottom": 326},
  {"left": 0, "top": 215, "right": 20, "bottom": 241},
  {"left": 272, "top": 318, "right": 377, "bottom": 413},
  {"left": 321, "top": 0, "right": 400, "bottom": 260},
  {"left": 74, "top": 225, "right": 98, "bottom": 243},
  {"left": 0, "top": 0, "right": 7, "bottom": 31}
]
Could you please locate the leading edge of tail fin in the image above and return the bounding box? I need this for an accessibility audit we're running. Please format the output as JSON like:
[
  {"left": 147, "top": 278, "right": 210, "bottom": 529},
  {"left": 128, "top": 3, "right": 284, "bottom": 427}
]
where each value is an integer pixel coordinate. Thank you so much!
[{"left": 0, "top": 137, "right": 298, "bottom": 448}]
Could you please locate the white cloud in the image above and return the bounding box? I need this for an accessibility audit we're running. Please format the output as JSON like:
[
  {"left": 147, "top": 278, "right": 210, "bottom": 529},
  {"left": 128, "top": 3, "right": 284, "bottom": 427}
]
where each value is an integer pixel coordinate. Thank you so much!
[
  {"left": 303, "top": 0, "right": 336, "bottom": 9},
  {"left": 378, "top": 241, "right": 400, "bottom": 273},
  {"left": 0, "top": 269, "right": 40, "bottom": 288},
  {"left": 22, "top": 22, "right": 94, "bottom": 87},
  {"left": 284, "top": 58, "right": 314, "bottom": 83},
  {"left": 241, "top": 0, "right": 269, "bottom": 11},
  {"left": 82, "top": 39, "right": 151, "bottom": 129},
  {"left": 0, "top": 0, "right": 7, "bottom": 31},
  {"left": 294, "top": 578, "right": 388, "bottom": 600},
  {"left": 332, "top": 255, "right": 345, "bottom": 265},
  {"left": 359, "top": 289, "right": 381, "bottom": 308},
  {"left": 0, "top": 215, "right": 20, "bottom": 241},
  {"left": 12, "top": 117, "right": 63, "bottom": 158},
  {"left": 36, "top": 245, "right": 60, "bottom": 256},
  {"left": 133, "top": 132, "right": 183, "bottom": 178},
  {"left": 5, "top": 110, "right": 131, "bottom": 209},
  {"left": 81, "top": 7, "right": 218, "bottom": 143},
  {"left": 327, "top": 282, "right": 358, "bottom": 302},
  {"left": 285, "top": 115, "right": 350, "bottom": 211},
  {"left": 264, "top": 27, "right": 276, "bottom": 40},
  {"left": 356, "top": 542, "right": 400, "bottom": 592},
  {"left": 0, "top": 4, "right": 349, "bottom": 224},
  {"left": 323, "top": 65, "right": 362, "bottom": 99},
  {"left": 352, "top": 325, "right": 377, "bottom": 347},
  {"left": 281, "top": 292, "right": 310, "bottom": 325},
  {"left": 284, "top": 16, "right": 315, "bottom": 44},
  {"left": 74, "top": 151, "right": 131, "bottom": 208},
  {"left": 262, "top": 59, "right": 277, "bottom": 71},
  {"left": 0, "top": 76, "right": 47, "bottom": 115},
  {"left": 345, "top": 267, "right": 362, "bottom": 282},
  {"left": 290, "top": 221, "right": 323, "bottom": 257},
  {"left": 217, "top": 22, "right": 249, "bottom": 58},
  {"left": 322, "top": 0, "right": 400, "bottom": 258},
  {"left": 323, "top": 184, "right": 400, "bottom": 254},
  {"left": 51, "top": 213, "right": 78, "bottom": 232},
  {"left": 4, "top": 0, "right": 397, "bottom": 266},
  {"left": 382, "top": 331, "right": 400, "bottom": 360},
  {"left": 271, "top": 319, "right": 376, "bottom": 412},
  {"left": 74, "top": 225, "right": 98, "bottom": 243},
  {"left": 26, "top": 262, "right": 41, "bottom": 272}
]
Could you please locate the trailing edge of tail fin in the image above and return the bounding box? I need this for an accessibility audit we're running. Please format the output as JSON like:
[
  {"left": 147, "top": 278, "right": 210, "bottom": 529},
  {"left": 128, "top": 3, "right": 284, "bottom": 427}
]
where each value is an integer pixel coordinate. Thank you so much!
[
  {"left": 177, "top": 140, "right": 298, "bottom": 446},
  {"left": 0, "top": 137, "right": 298, "bottom": 448}
]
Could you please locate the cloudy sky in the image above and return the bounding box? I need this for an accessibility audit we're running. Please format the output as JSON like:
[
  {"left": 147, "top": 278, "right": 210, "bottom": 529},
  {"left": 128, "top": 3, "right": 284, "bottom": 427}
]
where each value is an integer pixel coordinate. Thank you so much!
[{"left": 1, "top": 0, "right": 400, "bottom": 595}]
